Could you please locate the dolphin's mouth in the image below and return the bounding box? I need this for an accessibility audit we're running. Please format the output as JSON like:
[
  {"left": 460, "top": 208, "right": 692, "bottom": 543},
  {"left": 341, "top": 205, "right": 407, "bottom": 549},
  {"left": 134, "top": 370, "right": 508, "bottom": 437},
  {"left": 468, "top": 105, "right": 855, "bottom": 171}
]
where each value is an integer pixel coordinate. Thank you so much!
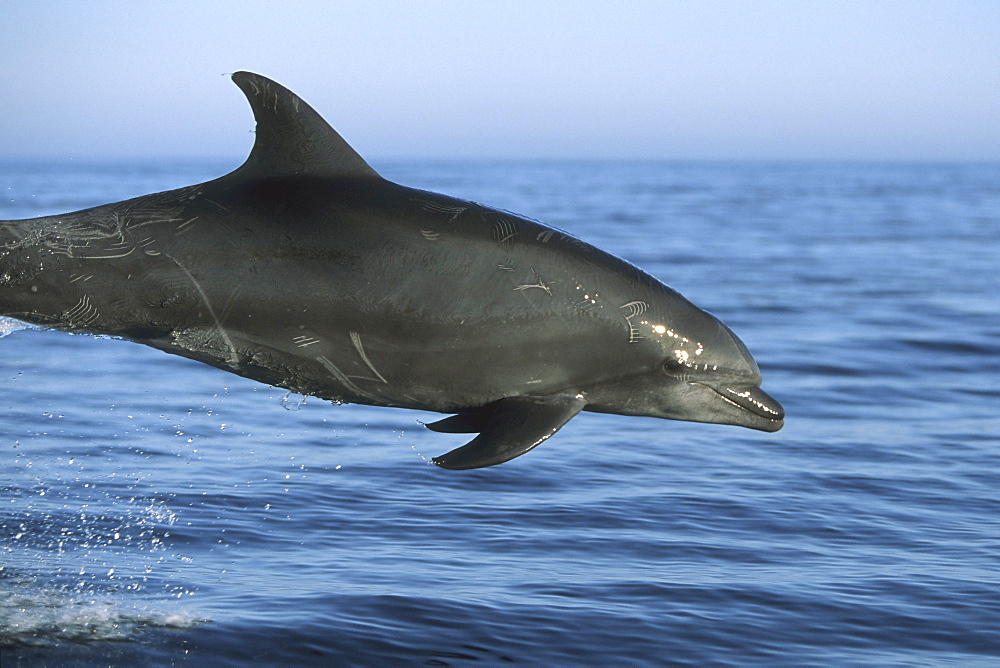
[{"left": 699, "top": 382, "right": 785, "bottom": 432}]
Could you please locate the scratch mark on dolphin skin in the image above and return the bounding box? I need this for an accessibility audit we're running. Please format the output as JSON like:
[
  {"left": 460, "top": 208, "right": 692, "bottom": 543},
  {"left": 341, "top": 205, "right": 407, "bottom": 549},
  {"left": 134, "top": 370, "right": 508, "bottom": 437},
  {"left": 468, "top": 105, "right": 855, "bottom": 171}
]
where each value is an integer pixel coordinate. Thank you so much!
[
  {"left": 349, "top": 331, "right": 388, "bottom": 383},
  {"left": 420, "top": 230, "right": 440, "bottom": 241},
  {"left": 85, "top": 247, "right": 135, "bottom": 260},
  {"left": 536, "top": 230, "right": 555, "bottom": 243},
  {"left": 204, "top": 200, "right": 232, "bottom": 213},
  {"left": 417, "top": 200, "right": 467, "bottom": 221},
  {"left": 69, "top": 273, "right": 94, "bottom": 283},
  {"left": 493, "top": 217, "right": 518, "bottom": 247},
  {"left": 177, "top": 217, "right": 200, "bottom": 234},
  {"left": 218, "top": 287, "right": 242, "bottom": 324},
  {"left": 165, "top": 254, "right": 239, "bottom": 365},
  {"left": 316, "top": 355, "right": 378, "bottom": 401},
  {"left": 620, "top": 300, "right": 649, "bottom": 343},
  {"left": 0, "top": 209, "right": 122, "bottom": 259},
  {"left": 63, "top": 295, "right": 100, "bottom": 327},
  {"left": 248, "top": 77, "right": 280, "bottom": 113},
  {"left": 558, "top": 232, "right": 590, "bottom": 250},
  {"left": 513, "top": 268, "right": 553, "bottom": 295},
  {"left": 620, "top": 301, "right": 648, "bottom": 318},
  {"left": 293, "top": 335, "right": 320, "bottom": 348}
]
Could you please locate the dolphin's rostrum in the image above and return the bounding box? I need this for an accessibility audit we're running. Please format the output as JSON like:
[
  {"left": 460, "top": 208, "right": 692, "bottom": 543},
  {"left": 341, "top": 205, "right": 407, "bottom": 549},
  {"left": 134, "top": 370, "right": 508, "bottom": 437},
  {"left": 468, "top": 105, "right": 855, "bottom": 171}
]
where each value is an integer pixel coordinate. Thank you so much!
[{"left": 0, "top": 72, "right": 783, "bottom": 469}]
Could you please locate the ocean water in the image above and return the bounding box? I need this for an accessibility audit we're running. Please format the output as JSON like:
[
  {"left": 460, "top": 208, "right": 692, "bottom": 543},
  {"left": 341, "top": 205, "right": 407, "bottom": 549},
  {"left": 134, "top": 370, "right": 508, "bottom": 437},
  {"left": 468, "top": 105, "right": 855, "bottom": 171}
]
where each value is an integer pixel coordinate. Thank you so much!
[{"left": 2, "top": 159, "right": 998, "bottom": 665}]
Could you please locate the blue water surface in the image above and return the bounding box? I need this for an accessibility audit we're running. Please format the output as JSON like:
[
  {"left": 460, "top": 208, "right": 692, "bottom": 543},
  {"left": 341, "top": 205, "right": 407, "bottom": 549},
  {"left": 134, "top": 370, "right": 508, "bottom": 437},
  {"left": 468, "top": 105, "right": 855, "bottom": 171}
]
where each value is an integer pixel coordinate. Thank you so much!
[{"left": 2, "top": 159, "right": 999, "bottom": 665}]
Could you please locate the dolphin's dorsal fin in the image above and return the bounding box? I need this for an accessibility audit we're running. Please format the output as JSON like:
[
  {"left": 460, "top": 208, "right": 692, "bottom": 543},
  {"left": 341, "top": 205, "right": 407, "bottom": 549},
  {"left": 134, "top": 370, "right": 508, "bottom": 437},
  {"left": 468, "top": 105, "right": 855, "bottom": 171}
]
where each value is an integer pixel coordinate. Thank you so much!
[{"left": 231, "top": 71, "right": 380, "bottom": 179}]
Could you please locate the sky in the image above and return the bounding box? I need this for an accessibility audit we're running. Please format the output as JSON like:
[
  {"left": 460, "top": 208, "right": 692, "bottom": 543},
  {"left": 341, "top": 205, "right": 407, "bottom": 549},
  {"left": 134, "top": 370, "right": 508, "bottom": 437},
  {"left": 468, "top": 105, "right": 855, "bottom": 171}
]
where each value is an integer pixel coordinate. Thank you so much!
[{"left": 1, "top": 1, "right": 998, "bottom": 161}]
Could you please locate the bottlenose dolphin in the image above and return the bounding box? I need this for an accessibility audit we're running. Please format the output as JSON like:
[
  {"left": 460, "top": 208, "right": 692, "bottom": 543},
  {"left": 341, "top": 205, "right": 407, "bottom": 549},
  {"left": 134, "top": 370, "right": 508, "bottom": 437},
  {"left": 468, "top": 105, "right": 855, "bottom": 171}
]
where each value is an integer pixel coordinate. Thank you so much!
[{"left": 0, "top": 71, "right": 783, "bottom": 469}]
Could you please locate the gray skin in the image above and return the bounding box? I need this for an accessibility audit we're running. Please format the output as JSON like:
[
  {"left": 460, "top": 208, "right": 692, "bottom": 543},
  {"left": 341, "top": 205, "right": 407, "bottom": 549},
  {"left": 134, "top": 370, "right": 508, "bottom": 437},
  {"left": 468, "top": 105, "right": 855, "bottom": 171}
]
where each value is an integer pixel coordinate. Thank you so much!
[{"left": 0, "top": 71, "right": 783, "bottom": 469}]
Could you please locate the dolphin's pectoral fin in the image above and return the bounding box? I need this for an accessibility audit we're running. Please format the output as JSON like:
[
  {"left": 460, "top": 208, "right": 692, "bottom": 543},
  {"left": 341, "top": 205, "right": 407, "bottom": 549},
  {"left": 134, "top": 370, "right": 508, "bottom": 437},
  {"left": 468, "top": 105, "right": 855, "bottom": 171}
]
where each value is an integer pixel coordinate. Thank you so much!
[
  {"left": 431, "top": 395, "right": 587, "bottom": 470},
  {"left": 424, "top": 413, "right": 490, "bottom": 434}
]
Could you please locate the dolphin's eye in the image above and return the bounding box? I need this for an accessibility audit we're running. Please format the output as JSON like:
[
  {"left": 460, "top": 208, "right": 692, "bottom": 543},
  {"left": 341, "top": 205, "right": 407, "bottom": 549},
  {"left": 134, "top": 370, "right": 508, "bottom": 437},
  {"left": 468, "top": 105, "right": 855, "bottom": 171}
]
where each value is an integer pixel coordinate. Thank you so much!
[{"left": 662, "top": 357, "right": 687, "bottom": 375}]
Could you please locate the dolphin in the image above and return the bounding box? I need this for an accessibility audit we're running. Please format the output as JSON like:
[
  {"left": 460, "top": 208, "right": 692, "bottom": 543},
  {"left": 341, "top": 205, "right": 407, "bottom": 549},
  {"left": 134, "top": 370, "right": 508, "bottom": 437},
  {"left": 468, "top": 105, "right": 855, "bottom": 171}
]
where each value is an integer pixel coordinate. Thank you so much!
[{"left": 0, "top": 71, "right": 783, "bottom": 469}]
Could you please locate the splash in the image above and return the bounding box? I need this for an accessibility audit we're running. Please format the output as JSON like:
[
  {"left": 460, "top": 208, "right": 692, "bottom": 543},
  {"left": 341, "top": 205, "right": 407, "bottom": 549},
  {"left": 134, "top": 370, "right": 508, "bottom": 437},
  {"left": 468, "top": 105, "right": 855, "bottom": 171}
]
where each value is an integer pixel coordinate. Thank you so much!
[
  {"left": 2, "top": 458, "right": 205, "bottom": 649},
  {"left": 280, "top": 391, "right": 307, "bottom": 411},
  {"left": 0, "top": 581, "right": 204, "bottom": 648},
  {"left": 0, "top": 316, "right": 34, "bottom": 338}
]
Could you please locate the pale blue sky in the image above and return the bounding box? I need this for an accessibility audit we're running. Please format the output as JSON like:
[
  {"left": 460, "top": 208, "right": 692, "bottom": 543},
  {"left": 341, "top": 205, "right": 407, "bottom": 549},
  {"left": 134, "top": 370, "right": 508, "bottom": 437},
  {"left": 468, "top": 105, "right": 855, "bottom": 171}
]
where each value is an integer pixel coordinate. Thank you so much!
[{"left": 2, "top": 1, "right": 998, "bottom": 160}]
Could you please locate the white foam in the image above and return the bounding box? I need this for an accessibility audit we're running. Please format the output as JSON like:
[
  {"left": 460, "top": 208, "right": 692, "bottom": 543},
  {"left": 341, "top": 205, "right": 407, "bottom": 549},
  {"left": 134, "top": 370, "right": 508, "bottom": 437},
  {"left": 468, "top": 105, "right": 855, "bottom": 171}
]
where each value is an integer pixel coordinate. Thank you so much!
[
  {"left": 0, "top": 584, "right": 205, "bottom": 647},
  {"left": 0, "top": 316, "right": 34, "bottom": 338}
]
